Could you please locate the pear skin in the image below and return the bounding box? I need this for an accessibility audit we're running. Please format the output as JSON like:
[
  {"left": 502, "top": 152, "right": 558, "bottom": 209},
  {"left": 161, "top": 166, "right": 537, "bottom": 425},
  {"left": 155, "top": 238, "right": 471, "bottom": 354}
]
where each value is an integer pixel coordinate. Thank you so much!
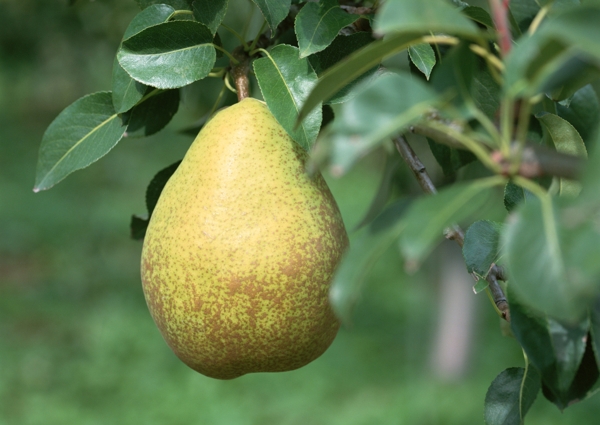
[{"left": 141, "top": 98, "right": 348, "bottom": 379}]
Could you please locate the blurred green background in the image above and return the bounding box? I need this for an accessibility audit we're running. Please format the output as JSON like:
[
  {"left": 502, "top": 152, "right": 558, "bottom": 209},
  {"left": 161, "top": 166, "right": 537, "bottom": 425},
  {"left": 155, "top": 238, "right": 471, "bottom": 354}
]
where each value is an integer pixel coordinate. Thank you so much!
[{"left": 1, "top": 1, "right": 599, "bottom": 424}]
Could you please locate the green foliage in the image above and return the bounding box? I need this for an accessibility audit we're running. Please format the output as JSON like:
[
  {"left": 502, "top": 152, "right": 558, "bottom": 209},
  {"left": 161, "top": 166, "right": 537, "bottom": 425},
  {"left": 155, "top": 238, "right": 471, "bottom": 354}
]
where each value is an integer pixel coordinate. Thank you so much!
[
  {"left": 253, "top": 44, "right": 322, "bottom": 150},
  {"left": 29, "top": 0, "right": 600, "bottom": 422}
]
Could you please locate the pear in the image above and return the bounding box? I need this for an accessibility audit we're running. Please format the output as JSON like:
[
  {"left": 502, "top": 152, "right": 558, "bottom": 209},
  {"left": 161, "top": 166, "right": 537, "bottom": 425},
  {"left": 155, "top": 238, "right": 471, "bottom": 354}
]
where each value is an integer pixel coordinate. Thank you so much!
[{"left": 141, "top": 98, "right": 348, "bottom": 379}]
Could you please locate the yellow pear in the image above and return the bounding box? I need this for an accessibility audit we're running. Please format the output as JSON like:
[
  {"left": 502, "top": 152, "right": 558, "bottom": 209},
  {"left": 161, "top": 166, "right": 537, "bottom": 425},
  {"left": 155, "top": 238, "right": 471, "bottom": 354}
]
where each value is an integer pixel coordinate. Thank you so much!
[{"left": 140, "top": 98, "right": 348, "bottom": 379}]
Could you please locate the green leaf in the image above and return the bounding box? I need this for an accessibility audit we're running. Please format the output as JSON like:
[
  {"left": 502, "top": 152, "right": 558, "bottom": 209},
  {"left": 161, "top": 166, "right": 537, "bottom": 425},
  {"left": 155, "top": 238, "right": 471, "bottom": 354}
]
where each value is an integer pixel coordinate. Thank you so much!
[
  {"left": 253, "top": 44, "right": 322, "bottom": 150},
  {"left": 298, "top": 32, "right": 423, "bottom": 123},
  {"left": 473, "top": 67, "right": 501, "bottom": 119},
  {"left": 136, "top": 0, "right": 192, "bottom": 10},
  {"left": 330, "top": 200, "right": 410, "bottom": 324},
  {"left": 192, "top": 0, "right": 228, "bottom": 36},
  {"left": 591, "top": 297, "right": 600, "bottom": 367},
  {"left": 509, "top": 288, "right": 598, "bottom": 409},
  {"left": 251, "top": 0, "right": 291, "bottom": 31},
  {"left": 125, "top": 4, "right": 176, "bottom": 39},
  {"left": 327, "top": 72, "right": 439, "bottom": 174},
  {"left": 463, "top": 6, "right": 495, "bottom": 28},
  {"left": 34, "top": 92, "right": 127, "bottom": 191},
  {"left": 131, "top": 160, "right": 182, "bottom": 240},
  {"left": 503, "top": 181, "right": 534, "bottom": 212},
  {"left": 112, "top": 58, "right": 147, "bottom": 113},
  {"left": 118, "top": 21, "right": 216, "bottom": 89},
  {"left": 536, "top": 112, "right": 587, "bottom": 197},
  {"left": 484, "top": 367, "right": 541, "bottom": 425},
  {"left": 374, "top": 0, "right": 480, "bottom": 37},
  {"left": 557, "top": 84, "right": 600, "bottom": 144},
  {"left": 408, "top": 43, "right": 436, "bottom": 80},
  {"left": 399, "top": 177, "right": 504, "bottom": 266},
  {"left": 125, "top": 89, "right": 180, "bottom": 137},
  {"left": 503, "top": 196, "right": 600, "bottom": 321},
  {"left": 508, "top": 0, "right": 539, "bottom": 33},
  {"left": 113, "top": 4, "right": 176, "bottom": 113},
  {"left": 295, "top": 0, "right": 358, "bottom": 58},
  {"left": 463, "top": 220, "right": 504, "bottom": 277},
  {"left": 308, "top": 32, "right": 376, "bottom": 104}
]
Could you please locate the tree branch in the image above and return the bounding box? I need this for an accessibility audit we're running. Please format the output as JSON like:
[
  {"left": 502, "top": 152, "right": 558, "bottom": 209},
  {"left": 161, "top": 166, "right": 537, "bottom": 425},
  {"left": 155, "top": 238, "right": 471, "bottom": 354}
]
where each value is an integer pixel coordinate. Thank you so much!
[
  {"left": 231, "top": 46, "right": 250, "bottom": 101},
  {"left": 393, "top": 135, "right": 510, "bottom": 321},
  {"left": 411, "top": 122, "right": 585, "bottom": 180}
]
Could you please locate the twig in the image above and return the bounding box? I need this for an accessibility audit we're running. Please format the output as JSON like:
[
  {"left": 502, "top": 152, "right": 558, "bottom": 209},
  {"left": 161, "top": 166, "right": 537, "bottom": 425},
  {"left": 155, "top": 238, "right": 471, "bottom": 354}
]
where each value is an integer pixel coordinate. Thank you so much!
[
  {"left": 393, "top": 135, "right": 510, "bottom": 321},
  {"left": 411, "top": 123, "right": 586, "bottom": 180},
  {"left": 231, "top": 46, "right": 250, "bottom": 101},
  {"left": 489, "top": 0, "right": 512, "bottom": 56}
]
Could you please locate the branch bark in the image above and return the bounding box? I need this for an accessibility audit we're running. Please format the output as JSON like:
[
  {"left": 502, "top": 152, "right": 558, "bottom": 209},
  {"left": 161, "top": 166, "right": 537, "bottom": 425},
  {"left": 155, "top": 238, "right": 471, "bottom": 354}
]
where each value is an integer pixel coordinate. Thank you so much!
[
  {"left": 231, "top": 46, "right": 250, "bottom": 101},
  {"left": 393, "top": 135, "right": 510, "bottom": 321}
]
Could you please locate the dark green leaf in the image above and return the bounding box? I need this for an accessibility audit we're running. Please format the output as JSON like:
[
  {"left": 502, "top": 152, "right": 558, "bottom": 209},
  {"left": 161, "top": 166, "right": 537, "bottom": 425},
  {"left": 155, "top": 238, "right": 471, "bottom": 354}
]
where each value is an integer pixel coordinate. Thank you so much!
[
  {"left": 399, "top": 177, "right": 504, "bottom": 266},
  {"left": 503, "top": 181, "right": 534, "bottom": 212},
  {"left": 308, "top": 32, "right": 376, "bottom": 104},
  {"left": 484, "top": 367, "right": 541, "bottom": 425},
  {"left": 295, "top": 0, "right": 358, "bottom": 58},
  {"left": 34, "top": 92, "right": 127, "bottom": 192},
  {"left": 508, "top": 287, "right": 595, "bottom": 409},
  {"left": 118, "top": 21, "right": 216, "bottom": 89},
  {"left": 131, "top": 160, "right": 182, "bottom": 240},
  {"left": 508, "top": 0, "right": 539, "bottom": 33},
  {"left": 591, "top": 296, "right": 600, "bottom": 367},
  {"left": 131, "top": 215, "right": 149, "bottom": 240},
  {"left": 112, "top": 58, "right": 147, "bottom": 113},
  {"left": 113, "top": 4, "right": 176, "bottom": 113},
  {"left": 330, "top": 200, "right": 410, "bottom": 324},
  {"left": 298, "top": 32, "right": 423, "bottom": 122},
  {"left": 536, "top": 112, "right": 587, "bottom": 197},
  {"left": 557, "top": 84, "right": 600, "bottom": 143},
  {"left": 125, "top": 4, "right": 176, "bottom": 40},
  {"left": 375, "top": 0, "right": 480, "bottom": 37},
  {"left": 544, "top": 55, "right": 600, "bottom": 102},
  {"left": 428, "top": 139, "right": 477, "bottom": 180},
  {"left": 463, "top": 220, "right": 504, "bottom": 277},
  {"left": 408, "top": 43, "right": 436, "bottom": 80},
  {"left": 254, "top": 44, "right": 321, "bottom": 150},
  {"left": 251, "top": 0, "right": 291, "bottom": 31},
  {"left": 463, "top": 6, "right": 495, "bottom": 28},
  {"left": 327, "top": 72, "right": 439, "bottom": 174},
  {"left": 503, "top": 196, "right": 600, "bottom": 321},
  {"left": 473, "top": 67, "right": 501, "bottom": 119},
  {"left": 192, "top": 0, "right": 228, "bottom": 36},
  {"left": 125, "top": 89, "right": 180, "bottom": 137},
  {"left": 136, "top": 0, "right": 192, "bottom": 10}
]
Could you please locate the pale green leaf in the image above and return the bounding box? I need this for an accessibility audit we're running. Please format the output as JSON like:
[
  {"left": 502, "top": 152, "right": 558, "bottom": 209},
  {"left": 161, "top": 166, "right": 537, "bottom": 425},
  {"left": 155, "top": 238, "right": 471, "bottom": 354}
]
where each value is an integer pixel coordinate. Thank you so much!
[{"left": 408, "top": 43, "right": 436, "bottom": 80}]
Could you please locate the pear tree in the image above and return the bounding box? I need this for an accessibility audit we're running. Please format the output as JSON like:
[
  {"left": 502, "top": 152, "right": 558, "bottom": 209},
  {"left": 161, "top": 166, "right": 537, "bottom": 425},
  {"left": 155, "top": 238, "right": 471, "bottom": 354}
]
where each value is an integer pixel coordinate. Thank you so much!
[{"left": 34, "top": 0, "right": 600, "bottom": 423}]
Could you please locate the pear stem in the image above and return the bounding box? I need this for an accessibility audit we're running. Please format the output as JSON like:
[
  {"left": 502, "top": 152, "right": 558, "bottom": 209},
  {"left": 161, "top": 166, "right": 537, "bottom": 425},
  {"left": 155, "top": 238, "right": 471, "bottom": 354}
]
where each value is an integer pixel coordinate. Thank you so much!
[{"left": 231, "top": 46, "right": 251, "bottom": 101}]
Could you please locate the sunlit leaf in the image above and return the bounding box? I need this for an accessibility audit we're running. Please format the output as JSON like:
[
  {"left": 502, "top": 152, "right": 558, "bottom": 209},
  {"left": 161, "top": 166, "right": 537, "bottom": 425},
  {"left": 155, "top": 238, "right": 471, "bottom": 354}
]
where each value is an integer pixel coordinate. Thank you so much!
[
  {"left": 34, "top": 92, "right": 127, "bottom": 191},
  {"left": 484, "top": 366, "right": 541, "bottom": 425},
  {"left": 374, "top": 0, "right": 480, "bottom": 37},
  {"left": 136, "top": 0, "right": 192, "bottom": 10},
  {"left": 399, "top": 176, "right": 504, "bottom": 266},
  {"left": 295, "top": 0, "right": 358, "bottom": 58},
  {"left": 408, "top": 43, "right": 436, "bottom": 80},
  {"left": 253, "top": 44, "right": 321, "bottom": 150},
  {"left": 118, "top": 21, "right": 216, "bottom": 89},
  {"left": 298, "top": 32, "right": 423, "bottom": 123}
]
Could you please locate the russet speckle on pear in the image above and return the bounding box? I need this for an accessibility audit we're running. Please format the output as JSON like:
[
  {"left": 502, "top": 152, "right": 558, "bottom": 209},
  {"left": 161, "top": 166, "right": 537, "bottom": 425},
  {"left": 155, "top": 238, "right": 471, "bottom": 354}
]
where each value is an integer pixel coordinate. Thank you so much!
[{"left": 140, "top": 98, "right": 349, "bottom": 380}]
